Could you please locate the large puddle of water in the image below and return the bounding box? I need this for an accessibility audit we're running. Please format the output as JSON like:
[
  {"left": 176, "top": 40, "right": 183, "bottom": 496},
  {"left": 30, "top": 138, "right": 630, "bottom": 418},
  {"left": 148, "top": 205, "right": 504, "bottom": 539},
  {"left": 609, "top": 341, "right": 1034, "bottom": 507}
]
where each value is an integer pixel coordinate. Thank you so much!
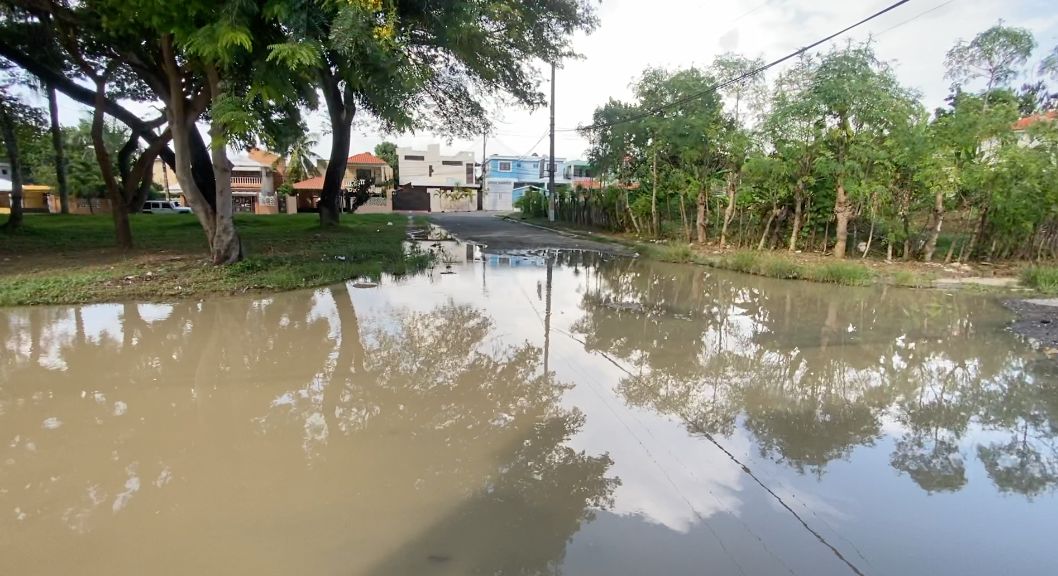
[{"left": 2, "top": 250, "right": 1056, "bottom": 575}]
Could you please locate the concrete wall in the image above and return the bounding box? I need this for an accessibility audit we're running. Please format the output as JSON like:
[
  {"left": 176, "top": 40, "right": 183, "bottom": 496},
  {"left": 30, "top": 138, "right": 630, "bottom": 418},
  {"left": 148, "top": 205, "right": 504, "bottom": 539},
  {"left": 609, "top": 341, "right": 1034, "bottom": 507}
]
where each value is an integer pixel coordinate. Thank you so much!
[
  {"left": 430, "top": 188, "right": 476, "bottom": 212},
  {"left": 357, "top": 196, "right": 393, "bottom": 214},
  {"left": 398, "top": 144, "right": 475, "bottom": 186},
  {"left": 483, "top": 179, "right": 514, "bottom": 211}
]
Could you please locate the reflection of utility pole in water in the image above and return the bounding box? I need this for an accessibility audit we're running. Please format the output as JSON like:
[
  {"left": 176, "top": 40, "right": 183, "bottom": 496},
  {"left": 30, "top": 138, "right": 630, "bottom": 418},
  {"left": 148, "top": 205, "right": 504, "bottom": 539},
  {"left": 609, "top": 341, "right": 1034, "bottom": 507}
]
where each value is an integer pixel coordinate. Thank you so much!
[{"left": 543, "top": 251, "right": 554, "bottom": 373}]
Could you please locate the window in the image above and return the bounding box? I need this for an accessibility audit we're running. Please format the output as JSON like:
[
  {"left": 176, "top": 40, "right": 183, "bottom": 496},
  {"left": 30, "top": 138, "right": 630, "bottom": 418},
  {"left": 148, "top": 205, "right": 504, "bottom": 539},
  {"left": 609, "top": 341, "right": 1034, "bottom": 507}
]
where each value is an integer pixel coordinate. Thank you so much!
[
  {"left": 466, "top": 163, "right": 474, "bottom": 184},
  {"left": 356, "top": 168, "right": 373, "bottom": 181},
  {"left": 403, "top": 155, "right": 425, "bottom": 161},
  {"left": 441, "top": 160, "right": 463, "bottom": 166},
  {"left": 498, "top": 161, "right": 512, "bottom": 172},
  {"left": 0, "top": 167, "right": 7, "bottom": 175}
]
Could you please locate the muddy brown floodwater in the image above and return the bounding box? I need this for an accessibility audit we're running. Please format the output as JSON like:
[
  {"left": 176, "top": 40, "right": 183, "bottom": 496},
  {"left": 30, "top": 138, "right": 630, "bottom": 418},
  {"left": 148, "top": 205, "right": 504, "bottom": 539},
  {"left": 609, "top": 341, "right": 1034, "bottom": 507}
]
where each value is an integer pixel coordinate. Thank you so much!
[{"left": 2, "top": 249, "right": 1057, "bottom": 576}]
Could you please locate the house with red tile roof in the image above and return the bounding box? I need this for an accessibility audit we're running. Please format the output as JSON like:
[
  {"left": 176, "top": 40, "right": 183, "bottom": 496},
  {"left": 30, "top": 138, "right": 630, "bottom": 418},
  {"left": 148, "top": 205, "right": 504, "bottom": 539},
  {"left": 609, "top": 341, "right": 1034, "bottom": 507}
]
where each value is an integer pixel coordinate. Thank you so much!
[
  {"left": 1013, "top": 110, "right": 1057, "bottom": 132},
  {"left": 291, "top": 152, "right": 393, "bottom": 213}
]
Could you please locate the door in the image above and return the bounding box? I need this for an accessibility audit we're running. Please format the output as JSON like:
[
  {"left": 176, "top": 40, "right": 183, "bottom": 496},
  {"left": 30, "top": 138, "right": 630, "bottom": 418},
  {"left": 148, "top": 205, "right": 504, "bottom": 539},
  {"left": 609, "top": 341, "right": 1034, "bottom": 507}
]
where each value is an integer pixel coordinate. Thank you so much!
[{"left": 393, "top": 187, "right": 430, "bottom": 211}]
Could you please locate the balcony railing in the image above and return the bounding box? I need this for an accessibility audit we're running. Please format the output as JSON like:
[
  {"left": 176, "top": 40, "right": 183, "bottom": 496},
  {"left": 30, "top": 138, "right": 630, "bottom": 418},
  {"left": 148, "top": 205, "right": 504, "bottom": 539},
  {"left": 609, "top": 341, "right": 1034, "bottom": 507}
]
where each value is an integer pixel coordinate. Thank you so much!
[{"left": 231, "top": 176, "right": 262, "bottom": 187}]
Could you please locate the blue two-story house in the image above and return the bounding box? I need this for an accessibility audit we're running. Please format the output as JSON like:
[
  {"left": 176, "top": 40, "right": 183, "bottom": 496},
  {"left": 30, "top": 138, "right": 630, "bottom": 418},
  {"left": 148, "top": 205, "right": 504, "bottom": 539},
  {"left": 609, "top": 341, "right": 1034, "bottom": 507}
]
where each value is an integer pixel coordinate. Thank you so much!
[{"left": 482, "top": 154, "right": 568, "bottom": 211}]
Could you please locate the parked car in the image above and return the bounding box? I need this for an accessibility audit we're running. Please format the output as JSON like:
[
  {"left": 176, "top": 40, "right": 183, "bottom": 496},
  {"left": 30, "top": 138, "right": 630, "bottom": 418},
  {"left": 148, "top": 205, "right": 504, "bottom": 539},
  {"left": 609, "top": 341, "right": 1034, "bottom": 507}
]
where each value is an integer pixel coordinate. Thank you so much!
[{"left": 142, "top": 200, "right": 192, "bottom": 214}]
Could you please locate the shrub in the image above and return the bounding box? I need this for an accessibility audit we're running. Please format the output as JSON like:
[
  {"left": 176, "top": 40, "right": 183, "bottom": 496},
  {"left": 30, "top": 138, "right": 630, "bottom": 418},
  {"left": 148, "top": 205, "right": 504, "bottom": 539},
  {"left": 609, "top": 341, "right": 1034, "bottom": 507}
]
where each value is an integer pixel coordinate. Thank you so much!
[
  {"left": 760, "top": 256, "right": 803, "bottom": 279},
  {"left": 1020, "top": 266, "right": 1058, "bottom": 294},
  {"left": 653, "top": 242, "right": 695, "bottom": 263},
  {"left": 805, "top": 262, "right": 875, "bottom": 286}
]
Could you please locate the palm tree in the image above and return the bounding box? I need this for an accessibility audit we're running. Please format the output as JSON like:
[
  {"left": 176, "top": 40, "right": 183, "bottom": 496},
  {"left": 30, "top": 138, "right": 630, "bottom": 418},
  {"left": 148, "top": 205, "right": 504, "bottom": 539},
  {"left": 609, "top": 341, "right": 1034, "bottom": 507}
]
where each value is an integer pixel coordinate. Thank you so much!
[{"left": 280, "top": 133, "right": 322, "bottom": 184}]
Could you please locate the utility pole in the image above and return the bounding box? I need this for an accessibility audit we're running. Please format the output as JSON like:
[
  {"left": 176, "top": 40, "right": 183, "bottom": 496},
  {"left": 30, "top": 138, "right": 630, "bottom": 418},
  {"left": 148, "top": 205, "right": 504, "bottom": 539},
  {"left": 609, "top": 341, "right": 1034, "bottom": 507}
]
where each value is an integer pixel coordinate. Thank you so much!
[
  {"left": 547, "top": 62, "right": 556, "bottom": 222},
  {"left": 543, "top": 251, "right": 553, "bottom": 372},
  {"left": 479, "top": 131, "right": 486, "bottom": 211}
]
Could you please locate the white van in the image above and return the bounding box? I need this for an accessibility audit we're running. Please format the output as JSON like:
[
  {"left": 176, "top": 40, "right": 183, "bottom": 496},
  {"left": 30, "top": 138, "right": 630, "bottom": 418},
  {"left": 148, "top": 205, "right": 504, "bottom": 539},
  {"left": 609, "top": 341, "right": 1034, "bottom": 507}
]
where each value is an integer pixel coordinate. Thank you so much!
[{"left": 142, "top": 200, "right": 192, "bottom": 214}]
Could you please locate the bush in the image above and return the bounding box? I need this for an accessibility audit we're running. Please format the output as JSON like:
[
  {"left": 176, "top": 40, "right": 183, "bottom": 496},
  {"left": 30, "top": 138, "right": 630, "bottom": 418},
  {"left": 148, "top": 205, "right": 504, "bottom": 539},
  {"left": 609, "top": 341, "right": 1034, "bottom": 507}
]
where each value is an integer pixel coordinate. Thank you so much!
[
  {"left": 890, "top": 270, "right": 933, "bottom": 288},
  {"left": 760, "top": 257, "right": 803, "bottom": 279},
  {"left": 652, "top": 242, "right": 694, "bottom": 263},
  {"left": 804, "top": 262, "right": 876, "bottom": 286},
  {"left": 720, "top": 251, "right": 761, "bottom": 274},
  {"left": 1020, "top": 266, "right": 1058, "bottom": 294}
]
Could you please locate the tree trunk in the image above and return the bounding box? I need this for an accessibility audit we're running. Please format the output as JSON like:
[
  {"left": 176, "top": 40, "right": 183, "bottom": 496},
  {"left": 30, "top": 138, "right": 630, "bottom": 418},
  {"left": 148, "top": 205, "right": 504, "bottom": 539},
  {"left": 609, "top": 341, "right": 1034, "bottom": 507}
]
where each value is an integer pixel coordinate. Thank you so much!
[
  {"left": 679, "top": 193, "right": 690, "bottom": 243},
  {"left": 46, "top": 83, "right": 69, "bottom": 214},
  {"left": 862, "top": 203, "right": 876, "bottom": 259},
  {"left": 923, "top": 189, "right": 945, "bottom": 262},
  {"left": 721, "top": 172, "right": 737, "bottom": 248},
  {"left": 961, "top": 207, "right": 988, "bottom": 262},
  {"left": 758, "top": 206, "right": 777, "bottom": 251},
  {"left": 0, "top": 103, "right": 24, "bottom": 231},
  {"left": 319, "top": 64, "right": 356, "bottom": 227},
  {"left": 833, "top": 182, "right": 850, "bottom": 258},
  {"left": 695, "top": 189, "right": 707, "bottom": 243},
  {"left": 123, "top": 131, "right": 172, "bottom": 213},
  {"left": 206, "top": 67, "right": 242, "bottom": 265},
  {"left": 650, "top": 146, "right": 658, "bottom": 237},
  {"left": 788, "top": 185, "right": 803, "bottom": 252},
  {"left": 161, "top": 34, "right": 216, "bottom": 245},
  {"left": 90, "top": 76, "right": 132, "bottom": 249}
]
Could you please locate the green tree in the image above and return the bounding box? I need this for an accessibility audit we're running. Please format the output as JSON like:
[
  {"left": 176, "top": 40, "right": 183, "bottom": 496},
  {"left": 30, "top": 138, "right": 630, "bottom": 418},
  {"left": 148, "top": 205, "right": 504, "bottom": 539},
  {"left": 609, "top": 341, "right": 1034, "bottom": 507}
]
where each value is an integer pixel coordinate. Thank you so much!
[
  {"left": 945, "top": 22, "right": 1037, "bottom": 92},
  {"left": 710, "top": 53, "right": 767, "bottom": 247},
  {"left": 0, "top": 77, "right": 46, "bottom": 232},
  {"left": 278, "top": 0, "right": 599, "bottom": 226},
  {"left": 374, "top": 140, "right": 398, "bottom": 187},
  {"left": 810, "top": 43, "right": 912, "bottom": 258},
  {"left": 280, "top": 133, "right": 321, "bottom": 184},
  {"left": 761, "top": 54, "right": 822, "bottom": 252}
]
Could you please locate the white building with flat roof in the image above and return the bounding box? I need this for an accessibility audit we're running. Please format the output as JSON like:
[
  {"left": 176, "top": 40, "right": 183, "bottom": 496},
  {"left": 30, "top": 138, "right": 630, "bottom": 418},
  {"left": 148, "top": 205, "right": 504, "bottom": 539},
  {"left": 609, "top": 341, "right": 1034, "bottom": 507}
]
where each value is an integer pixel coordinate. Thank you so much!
[{"left": 397, "top": 144, "right": 476, "bottom": 187}]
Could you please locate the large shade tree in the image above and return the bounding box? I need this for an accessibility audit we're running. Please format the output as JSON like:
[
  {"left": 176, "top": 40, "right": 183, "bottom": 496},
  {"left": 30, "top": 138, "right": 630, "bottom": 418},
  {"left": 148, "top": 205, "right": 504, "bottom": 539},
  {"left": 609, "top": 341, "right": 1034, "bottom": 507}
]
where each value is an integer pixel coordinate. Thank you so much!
[{"left": 278, "top": 0, "right": 599, "bottom": 226}]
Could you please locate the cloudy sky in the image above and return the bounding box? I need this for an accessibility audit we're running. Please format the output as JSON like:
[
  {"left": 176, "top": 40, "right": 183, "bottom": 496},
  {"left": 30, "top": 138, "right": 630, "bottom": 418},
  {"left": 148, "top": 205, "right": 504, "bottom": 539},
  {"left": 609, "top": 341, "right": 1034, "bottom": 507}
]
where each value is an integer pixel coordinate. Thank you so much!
[{"left": 46, "top": 0, "right": 1058, "bottom": 163}]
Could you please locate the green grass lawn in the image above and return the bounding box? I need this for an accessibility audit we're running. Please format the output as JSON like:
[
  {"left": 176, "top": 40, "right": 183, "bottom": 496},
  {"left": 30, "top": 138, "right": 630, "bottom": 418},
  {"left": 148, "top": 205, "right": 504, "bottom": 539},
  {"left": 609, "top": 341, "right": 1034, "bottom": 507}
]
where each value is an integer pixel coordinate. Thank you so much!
[{"left": 0, "top": 213, "right": 429, "bottom": 306}]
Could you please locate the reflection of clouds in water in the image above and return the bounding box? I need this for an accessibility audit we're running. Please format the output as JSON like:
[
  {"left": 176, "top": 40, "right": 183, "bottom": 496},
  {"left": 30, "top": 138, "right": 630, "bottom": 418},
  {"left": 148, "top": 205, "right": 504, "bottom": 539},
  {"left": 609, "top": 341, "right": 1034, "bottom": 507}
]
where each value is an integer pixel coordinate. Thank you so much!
[
  {"left": 136, "top": 304, "right": 173, "bottom": 323},
  {"left": 111, "top": 464, "right": 141, "bottom": 513},
  {"left": 81, "top": 304, "right": 124, "bottom": 344},
  {"left": 62, "top": 483, "right": 107, "bottom": 533}
]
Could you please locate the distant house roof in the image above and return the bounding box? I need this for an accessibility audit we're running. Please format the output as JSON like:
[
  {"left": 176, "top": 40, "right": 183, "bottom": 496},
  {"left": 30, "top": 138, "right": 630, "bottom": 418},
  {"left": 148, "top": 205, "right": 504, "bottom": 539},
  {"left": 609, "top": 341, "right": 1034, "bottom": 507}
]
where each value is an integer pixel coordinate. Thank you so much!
[
  {"left": 248, "top": 148, "right": 283, "bottom": 172},
  {"left": 1014, "top": 110, "right": 1058, "bottom": 131},
  {"left": 293, "top": 175, "right": 325, "bottom": 190},
  {"left": 230, "top": 156, "right": 267, "bottom": 170},
  {"left": 348, "top": 152, "right": 388, "bottom": 165}
]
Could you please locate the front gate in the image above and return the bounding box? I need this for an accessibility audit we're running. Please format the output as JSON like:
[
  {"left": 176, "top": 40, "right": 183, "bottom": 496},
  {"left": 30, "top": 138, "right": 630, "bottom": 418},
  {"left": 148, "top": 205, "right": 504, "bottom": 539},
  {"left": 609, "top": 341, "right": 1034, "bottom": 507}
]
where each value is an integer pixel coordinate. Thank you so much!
[{"left": 392, "top": 187, "right": 431, "bottom": 211}]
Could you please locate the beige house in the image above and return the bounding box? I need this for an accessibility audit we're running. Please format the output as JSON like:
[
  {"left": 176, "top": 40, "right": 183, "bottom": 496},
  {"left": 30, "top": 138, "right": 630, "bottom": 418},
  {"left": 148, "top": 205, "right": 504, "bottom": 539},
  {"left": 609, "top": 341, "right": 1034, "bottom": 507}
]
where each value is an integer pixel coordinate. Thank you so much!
[
  {"left": 397, "top": 144, "right": 475, "bottom": 187},
  {"left": 152, "top": 154, "right": 278, "bottom": 214}
]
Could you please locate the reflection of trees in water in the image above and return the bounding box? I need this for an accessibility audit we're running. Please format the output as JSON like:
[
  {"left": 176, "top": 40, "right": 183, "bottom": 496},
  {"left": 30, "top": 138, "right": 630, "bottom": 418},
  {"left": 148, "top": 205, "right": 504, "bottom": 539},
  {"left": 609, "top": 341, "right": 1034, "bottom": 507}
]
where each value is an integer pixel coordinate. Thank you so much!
[
  {"left": 1, "top": 291, "right": 617, "bottom": 574},
  {"left": 265, "top": 290, "right": 619, "bottom": 574},
  {"left": 572, "top": 256, "right": 1058, "bottom": 496}
]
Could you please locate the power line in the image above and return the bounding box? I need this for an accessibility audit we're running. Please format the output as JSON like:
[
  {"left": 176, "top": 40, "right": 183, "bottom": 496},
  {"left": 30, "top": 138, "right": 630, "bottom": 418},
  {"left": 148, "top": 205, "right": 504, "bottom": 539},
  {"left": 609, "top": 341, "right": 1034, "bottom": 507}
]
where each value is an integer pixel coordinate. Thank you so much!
[
  {"left": 728, "top": 0, "right": 776, "bottom": 26},
  {"left": 873, "top": 0, "right": 956, "bottom": 37},
  {"left": 564, "top": 0, "right": 914, "bottom": 133}
]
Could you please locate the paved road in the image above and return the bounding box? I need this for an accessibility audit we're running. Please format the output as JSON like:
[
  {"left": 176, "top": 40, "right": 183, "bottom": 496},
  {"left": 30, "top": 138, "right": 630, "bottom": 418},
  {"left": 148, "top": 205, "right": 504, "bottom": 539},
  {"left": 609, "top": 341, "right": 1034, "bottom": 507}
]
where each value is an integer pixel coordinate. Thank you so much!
[{"left": 427, "top": 212, "right": 631, "bottom": 253}]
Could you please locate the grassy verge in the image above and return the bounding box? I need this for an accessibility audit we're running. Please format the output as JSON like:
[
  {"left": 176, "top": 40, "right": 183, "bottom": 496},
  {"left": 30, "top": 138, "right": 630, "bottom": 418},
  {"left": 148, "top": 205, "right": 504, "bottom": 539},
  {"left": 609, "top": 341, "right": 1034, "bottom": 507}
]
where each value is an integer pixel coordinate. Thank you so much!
[
  {"left": 1020, "top": 266, "right": 1058, "bottom": 295},
  {"left": 513, "top": 217, "right": 945, "bottom": 288},
  {"left": 703, "top": 251, "right": 878, "bottom": 287},
  {"left": 0, "top": 213, "right": 428, "bottom": 306}
]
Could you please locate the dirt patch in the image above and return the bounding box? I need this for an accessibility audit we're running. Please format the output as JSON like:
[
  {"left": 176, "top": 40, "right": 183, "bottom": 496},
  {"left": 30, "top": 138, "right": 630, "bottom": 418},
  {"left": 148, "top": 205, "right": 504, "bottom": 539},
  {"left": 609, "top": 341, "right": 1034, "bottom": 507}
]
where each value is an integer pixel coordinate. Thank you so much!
[{"left": 1004, "top": 299, "right": 1058, "bottom": 354}]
